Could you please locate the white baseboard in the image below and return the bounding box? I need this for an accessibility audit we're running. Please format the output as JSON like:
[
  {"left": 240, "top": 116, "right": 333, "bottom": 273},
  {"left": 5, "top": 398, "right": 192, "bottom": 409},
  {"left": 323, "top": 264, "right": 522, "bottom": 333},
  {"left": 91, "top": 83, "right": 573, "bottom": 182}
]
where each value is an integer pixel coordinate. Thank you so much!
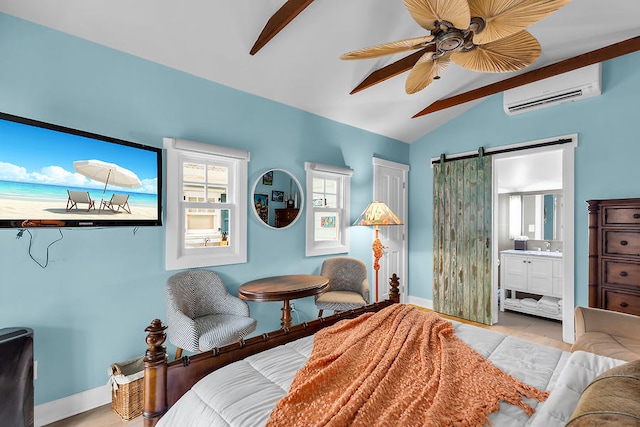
[
  {"left": 407, "top": 296, "right": 433, "bottom": 309},
  {"left": 35, "top": 384, "right": 111, "bottom": 427}
]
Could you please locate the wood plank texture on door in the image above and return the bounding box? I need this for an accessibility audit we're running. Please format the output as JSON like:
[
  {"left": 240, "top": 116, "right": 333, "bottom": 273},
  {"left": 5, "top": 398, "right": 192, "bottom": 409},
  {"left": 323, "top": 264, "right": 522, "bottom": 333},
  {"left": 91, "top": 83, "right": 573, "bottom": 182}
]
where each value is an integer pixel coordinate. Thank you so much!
[{"left": 433, "top": 155, "right": 492, "bottom": 324}]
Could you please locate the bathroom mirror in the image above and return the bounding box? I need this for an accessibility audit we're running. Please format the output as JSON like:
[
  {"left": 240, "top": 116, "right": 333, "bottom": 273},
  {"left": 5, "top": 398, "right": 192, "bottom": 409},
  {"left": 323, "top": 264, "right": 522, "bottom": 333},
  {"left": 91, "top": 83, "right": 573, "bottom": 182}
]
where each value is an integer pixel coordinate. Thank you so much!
[
  {"left": 251, "top": 169, "right": 304, "bottom": 229},
  {"left": 509, "top": 192, "right": 563, "bottom": 241}
]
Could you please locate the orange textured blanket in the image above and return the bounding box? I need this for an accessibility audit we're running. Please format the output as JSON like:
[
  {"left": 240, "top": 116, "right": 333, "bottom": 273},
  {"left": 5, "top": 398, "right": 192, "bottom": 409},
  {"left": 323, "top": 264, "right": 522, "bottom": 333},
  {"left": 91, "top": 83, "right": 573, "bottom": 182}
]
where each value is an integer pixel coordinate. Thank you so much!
[{"left": 266, "top": 305, "right": 549, "bottom": 427}]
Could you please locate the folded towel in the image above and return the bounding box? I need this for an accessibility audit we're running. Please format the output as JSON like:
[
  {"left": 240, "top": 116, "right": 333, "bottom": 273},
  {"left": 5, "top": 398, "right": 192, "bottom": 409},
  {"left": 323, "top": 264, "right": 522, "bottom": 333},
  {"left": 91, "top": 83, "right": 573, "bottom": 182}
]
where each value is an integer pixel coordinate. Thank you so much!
[
  {"left": 521, "top": 298, "right": 539, "bottom": 308},
  {"left": 539, "top": 305, "right": 560, "bottom": 315},
  {"left": 539, "top": 296, "right": 561, "bottom": 307},
  {"left": 503, "top": 298, "right": 521, "bottom": 308}
]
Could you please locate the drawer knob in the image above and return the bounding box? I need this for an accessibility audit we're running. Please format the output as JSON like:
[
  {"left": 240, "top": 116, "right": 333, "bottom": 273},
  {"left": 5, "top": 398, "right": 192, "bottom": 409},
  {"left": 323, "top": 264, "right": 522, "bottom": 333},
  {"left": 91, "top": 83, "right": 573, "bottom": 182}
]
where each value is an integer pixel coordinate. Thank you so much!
[
  {"left": 620, "top": 240, "right": 629, "bottom": 246},
  {"left": 620, "top": 302, "right": 629, "bottom": 308},
  {"left": 634, "top": 213, "right": 640, "bottom": 219},
  {"left": 620, "top": 271, "right": 629, "bottom": 277}
]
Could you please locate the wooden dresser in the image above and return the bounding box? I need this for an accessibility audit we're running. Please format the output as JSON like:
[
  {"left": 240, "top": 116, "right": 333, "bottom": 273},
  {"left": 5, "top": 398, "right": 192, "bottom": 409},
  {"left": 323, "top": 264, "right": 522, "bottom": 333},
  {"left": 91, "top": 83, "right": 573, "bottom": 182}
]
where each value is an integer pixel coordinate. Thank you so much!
[
  {"left": 588, "top": 198, "right": 640, "bottom": 316},
  {"left": 275, "top": 208, "right": 299, "bottom": 228}
]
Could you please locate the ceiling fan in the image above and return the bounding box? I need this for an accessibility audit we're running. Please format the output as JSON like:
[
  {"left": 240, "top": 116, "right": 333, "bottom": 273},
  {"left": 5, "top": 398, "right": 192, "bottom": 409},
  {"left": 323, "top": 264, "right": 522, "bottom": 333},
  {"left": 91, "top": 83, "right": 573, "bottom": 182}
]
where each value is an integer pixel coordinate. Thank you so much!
[{"left": 340, "top": 0, "right": 572, "bottom": 94}]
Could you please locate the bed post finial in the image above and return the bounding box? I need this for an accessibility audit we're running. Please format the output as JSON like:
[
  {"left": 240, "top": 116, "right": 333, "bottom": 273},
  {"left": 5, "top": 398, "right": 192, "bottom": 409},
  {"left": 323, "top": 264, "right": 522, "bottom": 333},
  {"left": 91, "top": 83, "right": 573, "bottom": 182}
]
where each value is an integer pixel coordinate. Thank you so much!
[
  {"left": 389, "top": 274, "right": 400, "bottom": 303},
  {"left": 144, "top": 319, "right": 168, "bottom": 427}
]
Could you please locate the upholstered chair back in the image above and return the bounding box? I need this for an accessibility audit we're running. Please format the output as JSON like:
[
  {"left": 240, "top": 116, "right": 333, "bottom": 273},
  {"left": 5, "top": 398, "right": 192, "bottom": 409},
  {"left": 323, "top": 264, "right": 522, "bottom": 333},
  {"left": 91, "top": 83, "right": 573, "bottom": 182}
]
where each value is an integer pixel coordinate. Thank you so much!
[
  {"left": 166, "top": 269, "right": 249, "bottom": 319},
  {"left": 321, "top": 257, "right": 370, "bottom": 302}
]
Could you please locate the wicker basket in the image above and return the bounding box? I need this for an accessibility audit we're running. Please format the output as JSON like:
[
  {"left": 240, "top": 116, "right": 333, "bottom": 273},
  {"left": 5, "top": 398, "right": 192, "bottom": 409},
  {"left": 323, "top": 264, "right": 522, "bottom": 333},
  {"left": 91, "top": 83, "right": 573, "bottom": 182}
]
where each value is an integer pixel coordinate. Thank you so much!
[{"left": 109, "top": 356, "right": 144, "bottom": 421}]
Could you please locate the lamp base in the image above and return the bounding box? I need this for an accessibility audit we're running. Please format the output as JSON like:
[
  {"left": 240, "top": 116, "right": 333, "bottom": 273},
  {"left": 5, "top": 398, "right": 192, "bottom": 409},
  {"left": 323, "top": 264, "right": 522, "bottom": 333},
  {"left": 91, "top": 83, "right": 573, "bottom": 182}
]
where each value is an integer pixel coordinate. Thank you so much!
[{"left": 372, "top": 227, "right": 383, "bottom": 302}]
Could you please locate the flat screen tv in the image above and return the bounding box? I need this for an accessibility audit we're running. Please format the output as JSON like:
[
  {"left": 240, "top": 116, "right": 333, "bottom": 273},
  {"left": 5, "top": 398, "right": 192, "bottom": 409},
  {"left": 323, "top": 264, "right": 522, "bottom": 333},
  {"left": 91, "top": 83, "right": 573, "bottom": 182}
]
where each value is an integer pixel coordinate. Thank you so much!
[{"left": 0, "top": 112, "right": 162, "bottom": 228}]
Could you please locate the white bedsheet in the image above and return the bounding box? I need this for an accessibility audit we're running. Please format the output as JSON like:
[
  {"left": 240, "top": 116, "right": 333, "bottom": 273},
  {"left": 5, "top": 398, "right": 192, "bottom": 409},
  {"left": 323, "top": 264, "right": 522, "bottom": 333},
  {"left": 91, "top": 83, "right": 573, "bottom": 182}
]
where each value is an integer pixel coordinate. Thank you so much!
[{"left": 157, "top": 320, "right": 624, "bottom": 427}]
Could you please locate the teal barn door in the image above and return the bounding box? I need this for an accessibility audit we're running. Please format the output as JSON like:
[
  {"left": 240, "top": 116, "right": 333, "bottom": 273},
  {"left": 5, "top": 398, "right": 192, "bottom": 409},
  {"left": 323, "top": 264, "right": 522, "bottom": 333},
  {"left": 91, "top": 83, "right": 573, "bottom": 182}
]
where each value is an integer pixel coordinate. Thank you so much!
[{"left": 433, "top": 154, "right": 492, "bottom": 324}]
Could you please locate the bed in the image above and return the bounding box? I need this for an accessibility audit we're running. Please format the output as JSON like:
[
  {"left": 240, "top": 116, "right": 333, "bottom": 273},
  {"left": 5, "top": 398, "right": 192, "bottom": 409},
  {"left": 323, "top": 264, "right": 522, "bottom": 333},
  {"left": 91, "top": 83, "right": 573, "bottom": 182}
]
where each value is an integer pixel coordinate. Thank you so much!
[{"left": 142, "top": 279, "right": 625, "bottom": 427}]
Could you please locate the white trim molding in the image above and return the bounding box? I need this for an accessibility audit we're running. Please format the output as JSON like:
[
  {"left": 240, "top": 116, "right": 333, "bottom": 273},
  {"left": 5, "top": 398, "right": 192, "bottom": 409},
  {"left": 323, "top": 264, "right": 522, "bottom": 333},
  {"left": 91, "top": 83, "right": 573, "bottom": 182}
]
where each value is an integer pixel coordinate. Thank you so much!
[
  {"left": 35, "top": 384, "right": 111, "bottom": 426},
  {"left": 407, "top": 296, "right": 433, "bottom": 310}
]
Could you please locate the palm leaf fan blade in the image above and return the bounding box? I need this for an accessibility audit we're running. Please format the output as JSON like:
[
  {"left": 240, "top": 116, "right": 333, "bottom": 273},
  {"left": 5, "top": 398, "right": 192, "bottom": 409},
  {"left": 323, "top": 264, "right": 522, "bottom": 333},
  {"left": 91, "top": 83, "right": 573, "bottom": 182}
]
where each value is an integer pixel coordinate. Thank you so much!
[
  {"left": 405, "top": 52, "right": 451, "bottom": 94},
  {"left": 340, "top": 35, "right": 434, "bottom": 60},
  {"left": 470, "top": 0, "right": 572, "bottom": 45},
  {"left": 452, "top": 30, "right": 540, "bottom": 72},
  {"left": 404, "top": 0, "right": 470, "bottom": 31}
]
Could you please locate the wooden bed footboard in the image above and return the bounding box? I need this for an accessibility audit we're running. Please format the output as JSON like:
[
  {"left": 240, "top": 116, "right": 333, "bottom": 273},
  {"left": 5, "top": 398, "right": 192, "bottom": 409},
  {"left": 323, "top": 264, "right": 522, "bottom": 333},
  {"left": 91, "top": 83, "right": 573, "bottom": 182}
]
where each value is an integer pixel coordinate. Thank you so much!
[{"left": 143, "top": 274, "right": 400, "bottom": 427}]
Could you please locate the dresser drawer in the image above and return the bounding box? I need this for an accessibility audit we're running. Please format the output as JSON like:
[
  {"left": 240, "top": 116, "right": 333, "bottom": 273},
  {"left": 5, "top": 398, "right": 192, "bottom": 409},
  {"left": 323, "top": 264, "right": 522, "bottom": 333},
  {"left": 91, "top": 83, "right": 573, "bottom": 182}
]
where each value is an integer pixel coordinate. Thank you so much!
[
  {"left": 603, "top": 260, "right": 640, "bottom": 287},
  {"left": 602, "top": 288, "right": 640, "bottom": 316},
  {"left": 603, "top": 206, "right": 640, "bottom": 225},
  {"left": 603, "top": 231, "right": 640, "bottom": 257}
]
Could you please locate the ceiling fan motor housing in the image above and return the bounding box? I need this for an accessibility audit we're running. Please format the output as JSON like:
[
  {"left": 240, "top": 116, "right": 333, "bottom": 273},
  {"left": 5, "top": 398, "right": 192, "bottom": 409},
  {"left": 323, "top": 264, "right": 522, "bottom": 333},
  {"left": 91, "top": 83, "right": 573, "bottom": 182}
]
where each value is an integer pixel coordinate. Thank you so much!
[{"left": 437, "top": 29, "right": 465, "bottom": 51}]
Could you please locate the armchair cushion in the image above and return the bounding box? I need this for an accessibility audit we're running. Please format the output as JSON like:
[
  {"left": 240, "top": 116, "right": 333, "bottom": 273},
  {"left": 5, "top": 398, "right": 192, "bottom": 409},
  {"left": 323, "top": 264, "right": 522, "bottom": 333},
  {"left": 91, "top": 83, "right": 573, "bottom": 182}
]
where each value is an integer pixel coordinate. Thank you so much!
[
  {"left": 197, "top": 314, "right": 259, "bottom": 350},
  {"left": 571, "top": 306, "right": 640, "bottom": 361},
  {"left": 315, "top": 291, "right": 367, "bottom": 311}
]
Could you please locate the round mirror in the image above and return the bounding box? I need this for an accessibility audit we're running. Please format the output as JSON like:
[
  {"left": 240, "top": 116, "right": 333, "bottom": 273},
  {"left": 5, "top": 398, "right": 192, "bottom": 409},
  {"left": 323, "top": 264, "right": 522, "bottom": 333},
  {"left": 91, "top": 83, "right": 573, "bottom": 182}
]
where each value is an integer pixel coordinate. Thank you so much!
[{"left": 251, "top": 169, "right": 304, "bottom": 229}]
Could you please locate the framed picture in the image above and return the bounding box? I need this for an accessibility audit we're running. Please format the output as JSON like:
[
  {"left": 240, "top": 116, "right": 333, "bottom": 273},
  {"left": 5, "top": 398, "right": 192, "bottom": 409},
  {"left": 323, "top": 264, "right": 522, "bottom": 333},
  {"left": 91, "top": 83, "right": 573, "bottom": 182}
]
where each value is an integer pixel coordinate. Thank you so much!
[
  {"left": 262, "top": 171, "right": 273, "bottom": 185},
  {"left": 272, "top": 190, "right": 284, "bottom": 202},
  {"left": 321, "top": 216, "right": 336, "bottom": 228},
  {"left": 253, "top": 193, "right": 269, "bottom": 223}
]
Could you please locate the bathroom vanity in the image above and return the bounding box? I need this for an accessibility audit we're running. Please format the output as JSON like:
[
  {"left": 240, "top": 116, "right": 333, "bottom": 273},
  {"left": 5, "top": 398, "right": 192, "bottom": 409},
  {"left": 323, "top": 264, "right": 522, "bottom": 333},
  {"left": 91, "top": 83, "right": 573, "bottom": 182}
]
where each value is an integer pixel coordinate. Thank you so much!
[{"left": 500, "top": 249, "right": 563, "bottom": 320}]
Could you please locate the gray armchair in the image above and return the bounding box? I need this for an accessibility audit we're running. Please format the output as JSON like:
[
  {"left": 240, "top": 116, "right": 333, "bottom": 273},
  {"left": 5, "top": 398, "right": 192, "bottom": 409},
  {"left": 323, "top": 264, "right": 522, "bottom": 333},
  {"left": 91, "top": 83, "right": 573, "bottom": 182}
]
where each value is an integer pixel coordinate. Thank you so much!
[
  {"left": 166, "top": 269, "right": 257, "bottom": 359},
  {"left": 316, "top": 257, "right": 370, "bottom": 317}
]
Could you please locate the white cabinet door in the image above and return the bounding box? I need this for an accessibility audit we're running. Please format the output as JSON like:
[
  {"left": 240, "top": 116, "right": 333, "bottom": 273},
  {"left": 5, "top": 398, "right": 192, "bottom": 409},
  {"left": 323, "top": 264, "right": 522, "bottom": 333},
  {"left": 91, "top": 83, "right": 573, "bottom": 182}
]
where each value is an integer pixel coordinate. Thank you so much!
[
  {"left": 552, "top": 259, "right": 563, "bottom": 297},
  {"left": 528, "top": 257, "right": 554, "bottom": 295},
  {"left": 502, "top": 255, "right": 528, "bottom": 291}
]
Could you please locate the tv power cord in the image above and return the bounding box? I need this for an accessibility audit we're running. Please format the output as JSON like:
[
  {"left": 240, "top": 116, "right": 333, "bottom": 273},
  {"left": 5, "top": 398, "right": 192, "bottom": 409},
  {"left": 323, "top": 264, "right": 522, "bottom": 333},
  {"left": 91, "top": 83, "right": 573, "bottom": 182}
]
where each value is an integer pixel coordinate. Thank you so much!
[{"left": 16, "top": 228, "right": 64, "bottom": 268}]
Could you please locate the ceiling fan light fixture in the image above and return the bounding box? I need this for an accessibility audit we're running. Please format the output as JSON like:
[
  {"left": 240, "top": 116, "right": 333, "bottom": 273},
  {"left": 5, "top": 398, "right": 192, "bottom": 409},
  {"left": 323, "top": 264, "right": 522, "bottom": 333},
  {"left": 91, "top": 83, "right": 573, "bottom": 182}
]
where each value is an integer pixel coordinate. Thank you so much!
[{"left": 436, "top": 29, "right": 466, "bottom": 51}]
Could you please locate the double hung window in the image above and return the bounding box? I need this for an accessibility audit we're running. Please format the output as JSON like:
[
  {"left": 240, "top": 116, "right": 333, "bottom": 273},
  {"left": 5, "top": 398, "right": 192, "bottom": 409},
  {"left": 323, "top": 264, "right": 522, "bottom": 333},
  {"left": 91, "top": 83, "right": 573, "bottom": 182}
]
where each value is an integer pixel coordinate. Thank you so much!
[
  {"left": 305, "top": 162, "right": 352, "bottom": 256},
  {"left": 165, "top": 138, "right": 248, "bottom": 270}
]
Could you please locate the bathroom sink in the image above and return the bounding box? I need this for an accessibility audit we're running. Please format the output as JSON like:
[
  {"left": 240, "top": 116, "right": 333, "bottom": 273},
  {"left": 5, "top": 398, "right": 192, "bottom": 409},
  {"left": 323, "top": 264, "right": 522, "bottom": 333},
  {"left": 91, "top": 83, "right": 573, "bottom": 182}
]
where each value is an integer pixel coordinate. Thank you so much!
[{"left": 502, "top": 249, "right": 563, "bottom": 258}]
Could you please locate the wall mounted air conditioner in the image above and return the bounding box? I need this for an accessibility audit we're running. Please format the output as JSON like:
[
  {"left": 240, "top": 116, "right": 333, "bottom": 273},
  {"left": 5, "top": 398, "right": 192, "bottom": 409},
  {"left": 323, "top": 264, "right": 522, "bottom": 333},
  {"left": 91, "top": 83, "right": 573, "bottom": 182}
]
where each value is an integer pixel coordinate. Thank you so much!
[{"left": 503, "top": 63, "right": 602, "bottom": 115}]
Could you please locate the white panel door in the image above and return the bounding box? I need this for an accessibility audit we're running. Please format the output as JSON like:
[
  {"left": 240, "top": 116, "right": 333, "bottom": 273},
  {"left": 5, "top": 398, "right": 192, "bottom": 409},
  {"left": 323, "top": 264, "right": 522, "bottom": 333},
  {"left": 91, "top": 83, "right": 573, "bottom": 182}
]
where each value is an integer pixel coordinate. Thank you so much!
[{"left": 373, "top": 158, "right": 408, "bottom": 302}]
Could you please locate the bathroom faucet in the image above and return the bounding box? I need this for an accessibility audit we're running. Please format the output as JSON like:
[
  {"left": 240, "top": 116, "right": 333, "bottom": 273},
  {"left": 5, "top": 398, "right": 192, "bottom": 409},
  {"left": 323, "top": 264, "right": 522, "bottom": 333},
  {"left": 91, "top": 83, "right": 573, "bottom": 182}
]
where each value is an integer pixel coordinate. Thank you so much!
[{"left": 544, "top": 241, "right": 551, "bottom": 251}]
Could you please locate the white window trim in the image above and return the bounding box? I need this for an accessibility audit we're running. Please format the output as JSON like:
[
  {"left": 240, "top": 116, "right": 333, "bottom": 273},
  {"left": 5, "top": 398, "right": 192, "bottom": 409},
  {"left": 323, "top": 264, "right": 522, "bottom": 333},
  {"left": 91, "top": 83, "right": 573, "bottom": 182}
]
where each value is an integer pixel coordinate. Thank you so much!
[
  {"left": 164, "top": 137, "right": 249, "bottom": 270},
  {"left": 305, "top": 162, "right": 353, "bottom": 257}
]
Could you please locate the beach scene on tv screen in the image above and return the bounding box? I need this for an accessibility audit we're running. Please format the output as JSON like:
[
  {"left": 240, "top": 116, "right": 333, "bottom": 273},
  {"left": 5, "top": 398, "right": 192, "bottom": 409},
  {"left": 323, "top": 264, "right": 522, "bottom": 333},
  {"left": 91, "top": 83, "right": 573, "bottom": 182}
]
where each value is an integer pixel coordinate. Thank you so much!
[{"left": 0, "top": 118, "right": 159, "bottom": 223}]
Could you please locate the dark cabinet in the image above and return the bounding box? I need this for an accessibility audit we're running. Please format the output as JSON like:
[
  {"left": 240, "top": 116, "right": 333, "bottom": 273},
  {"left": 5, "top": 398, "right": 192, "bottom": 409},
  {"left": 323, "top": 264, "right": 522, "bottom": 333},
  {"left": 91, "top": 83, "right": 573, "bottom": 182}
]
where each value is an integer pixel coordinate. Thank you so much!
[
  {"left": 588, "top": 198, "right": 640, "bottom": 316},
  {"left": 275, "top": 208, "right": 299, "bottom": 228}
]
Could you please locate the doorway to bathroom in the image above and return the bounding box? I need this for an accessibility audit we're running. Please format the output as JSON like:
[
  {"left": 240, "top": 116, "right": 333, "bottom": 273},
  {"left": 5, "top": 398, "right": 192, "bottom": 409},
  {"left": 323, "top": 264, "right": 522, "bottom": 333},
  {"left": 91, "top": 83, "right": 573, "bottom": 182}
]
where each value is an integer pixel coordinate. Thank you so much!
[{"left": 491, "top": 136, "right": 576, "bottom": 343}]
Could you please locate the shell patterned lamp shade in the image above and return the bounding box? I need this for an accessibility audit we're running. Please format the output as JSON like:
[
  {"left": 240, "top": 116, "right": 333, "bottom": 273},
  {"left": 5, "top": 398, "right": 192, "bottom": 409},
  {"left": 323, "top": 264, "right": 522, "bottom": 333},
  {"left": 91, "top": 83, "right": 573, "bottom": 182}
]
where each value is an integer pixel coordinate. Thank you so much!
[
  {"left": 353, "top": 201, "right": 403, "bottom": 301},
  {"left": 353, "top": 201, "right": 403, "bottom": 226}
]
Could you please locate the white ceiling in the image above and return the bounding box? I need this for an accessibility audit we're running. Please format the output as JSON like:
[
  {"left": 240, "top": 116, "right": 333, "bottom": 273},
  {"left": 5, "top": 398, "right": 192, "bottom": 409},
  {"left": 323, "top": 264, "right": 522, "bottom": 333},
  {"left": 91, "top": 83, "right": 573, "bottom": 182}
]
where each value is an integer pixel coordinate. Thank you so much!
[{"left": 1, "top": 0, "right": 639, "bottom": 143}]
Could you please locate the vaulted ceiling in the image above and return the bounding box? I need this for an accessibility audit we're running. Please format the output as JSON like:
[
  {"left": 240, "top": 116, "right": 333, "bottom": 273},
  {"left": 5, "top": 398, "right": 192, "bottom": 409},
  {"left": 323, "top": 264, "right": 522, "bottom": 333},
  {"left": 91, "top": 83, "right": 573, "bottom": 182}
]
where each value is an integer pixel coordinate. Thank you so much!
[{"left": 1, "top": 1, "right": 639, "bottom": 143}]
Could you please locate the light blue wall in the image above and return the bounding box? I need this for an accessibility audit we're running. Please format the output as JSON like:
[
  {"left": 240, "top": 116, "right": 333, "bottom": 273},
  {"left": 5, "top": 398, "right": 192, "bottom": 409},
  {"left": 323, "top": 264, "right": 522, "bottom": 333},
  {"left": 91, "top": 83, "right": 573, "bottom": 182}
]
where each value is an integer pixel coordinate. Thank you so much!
[
  {"left": 408, "top": 52, "right": 640, "bottom": 305},
  {"left": 0, "top": 14, "right": 409, "bottom": 405}
]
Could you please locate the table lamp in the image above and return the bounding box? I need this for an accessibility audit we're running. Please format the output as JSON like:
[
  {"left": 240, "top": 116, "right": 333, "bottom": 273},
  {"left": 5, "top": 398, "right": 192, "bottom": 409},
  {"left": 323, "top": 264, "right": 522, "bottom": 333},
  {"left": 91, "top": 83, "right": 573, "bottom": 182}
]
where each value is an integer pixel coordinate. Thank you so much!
[{"left": 353, "top": 201, "right": 403, "bottom": 301}]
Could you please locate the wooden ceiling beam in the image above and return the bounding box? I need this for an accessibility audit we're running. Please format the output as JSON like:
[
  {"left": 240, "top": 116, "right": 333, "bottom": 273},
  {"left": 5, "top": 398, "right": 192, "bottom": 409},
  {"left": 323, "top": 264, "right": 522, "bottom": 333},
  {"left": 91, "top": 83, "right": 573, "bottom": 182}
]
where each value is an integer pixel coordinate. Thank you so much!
[
  {"left": 349, "top": 49, "right": 431, "bottom": 94},
  {"left": 412, "top": 36, "right": 640, "bottom": 118},
  {"left": 250, "top": 0, "right": 315, "bottom": 55}
]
